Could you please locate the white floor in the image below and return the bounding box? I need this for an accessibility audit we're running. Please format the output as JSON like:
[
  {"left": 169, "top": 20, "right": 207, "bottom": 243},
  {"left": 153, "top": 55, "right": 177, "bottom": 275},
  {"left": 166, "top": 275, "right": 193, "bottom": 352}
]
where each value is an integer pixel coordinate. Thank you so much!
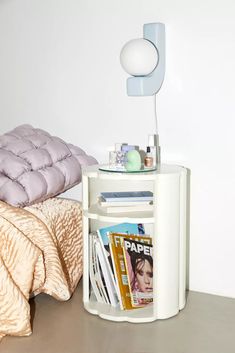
[{"left": 1, "top": 282, "right": 235, "bottom": 353}]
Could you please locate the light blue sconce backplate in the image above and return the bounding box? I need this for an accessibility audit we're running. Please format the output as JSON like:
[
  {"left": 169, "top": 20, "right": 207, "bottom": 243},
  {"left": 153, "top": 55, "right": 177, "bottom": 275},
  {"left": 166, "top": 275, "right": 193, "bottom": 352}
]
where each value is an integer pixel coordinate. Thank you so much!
[{"left": 127, "top": 23, "right": 165, "bottom": 96}]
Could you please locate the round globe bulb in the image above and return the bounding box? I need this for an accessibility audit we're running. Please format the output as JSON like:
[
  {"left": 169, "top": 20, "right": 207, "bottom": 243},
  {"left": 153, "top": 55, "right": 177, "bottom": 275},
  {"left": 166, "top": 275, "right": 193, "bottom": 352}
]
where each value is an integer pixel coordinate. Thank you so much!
[{"left": 120, "top": 38, "right": 158, "bottom": 76}]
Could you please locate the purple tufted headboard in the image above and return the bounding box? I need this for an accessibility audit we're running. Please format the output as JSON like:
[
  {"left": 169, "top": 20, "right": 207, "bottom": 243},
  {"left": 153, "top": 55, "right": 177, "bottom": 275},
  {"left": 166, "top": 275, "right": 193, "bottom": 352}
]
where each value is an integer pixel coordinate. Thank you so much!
[{"left": 0, "top": 125, "right": 97, "bottom": 207}]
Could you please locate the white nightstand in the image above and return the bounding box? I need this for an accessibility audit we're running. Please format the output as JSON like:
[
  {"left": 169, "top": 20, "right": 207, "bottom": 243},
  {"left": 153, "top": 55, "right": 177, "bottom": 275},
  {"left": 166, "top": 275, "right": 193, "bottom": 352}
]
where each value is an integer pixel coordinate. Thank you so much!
[{"left": 82, "top": 164, "right": 187, "bottom": 323}]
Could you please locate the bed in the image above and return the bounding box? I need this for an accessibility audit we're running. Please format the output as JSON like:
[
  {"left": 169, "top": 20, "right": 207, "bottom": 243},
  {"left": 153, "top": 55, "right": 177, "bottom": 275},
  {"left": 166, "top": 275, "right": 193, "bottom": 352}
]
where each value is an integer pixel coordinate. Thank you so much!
[{"left": 0, "top": 125, "right": 97, "bottom": 340}]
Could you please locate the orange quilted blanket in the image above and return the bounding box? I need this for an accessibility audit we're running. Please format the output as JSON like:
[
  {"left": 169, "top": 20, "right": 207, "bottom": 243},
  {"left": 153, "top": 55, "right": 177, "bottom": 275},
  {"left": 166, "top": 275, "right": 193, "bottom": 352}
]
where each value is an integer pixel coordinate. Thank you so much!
[{"left": 0, "top": 198, "right": 83, "bottom": 340}]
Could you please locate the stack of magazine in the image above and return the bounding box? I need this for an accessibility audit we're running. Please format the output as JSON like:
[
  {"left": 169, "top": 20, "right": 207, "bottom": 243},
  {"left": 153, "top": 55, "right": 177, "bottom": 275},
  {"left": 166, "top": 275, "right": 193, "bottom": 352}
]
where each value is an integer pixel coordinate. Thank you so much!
[
  {"left": 89, "top": 222, "right": 153, "bottom": 310},
  {"left": 98, "top": 191, "right": 154, "bottom": 214}
]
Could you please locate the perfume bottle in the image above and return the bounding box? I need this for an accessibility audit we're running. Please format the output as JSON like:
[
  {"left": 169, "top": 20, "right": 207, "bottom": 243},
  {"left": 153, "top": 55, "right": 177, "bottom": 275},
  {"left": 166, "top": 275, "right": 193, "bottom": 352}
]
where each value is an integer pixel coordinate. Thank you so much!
[
  {"left": 148, "top": 134, "right": 157, "bottom": 167},
  {"left": 144, "top": 146, "right": 153, "bottom": 168},
  {"left": 148, "top": 134, "right": 161, "bottom": 166},
  {"left": 115, "top": 143, "right": 125, "bottom": 169}
]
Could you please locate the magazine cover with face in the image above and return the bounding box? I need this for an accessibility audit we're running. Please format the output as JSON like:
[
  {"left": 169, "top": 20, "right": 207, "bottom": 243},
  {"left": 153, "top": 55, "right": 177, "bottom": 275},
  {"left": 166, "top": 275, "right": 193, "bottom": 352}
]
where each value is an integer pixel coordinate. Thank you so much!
[
  {"left": 96, "top": 223, "right": 145, "bottom": 308},
  {"left": 122, "top": 238, "right": 153, "bottom": 308},
  {"left": 109, "top": 233, "right": 152, "bottom": 310}
]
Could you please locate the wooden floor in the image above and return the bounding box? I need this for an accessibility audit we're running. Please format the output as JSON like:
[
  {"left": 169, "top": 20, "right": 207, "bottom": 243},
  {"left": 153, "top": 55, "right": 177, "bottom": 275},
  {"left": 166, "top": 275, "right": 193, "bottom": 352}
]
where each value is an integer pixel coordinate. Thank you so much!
[{"left": 1, "top": 282, "right": 235, "bottom": 353}]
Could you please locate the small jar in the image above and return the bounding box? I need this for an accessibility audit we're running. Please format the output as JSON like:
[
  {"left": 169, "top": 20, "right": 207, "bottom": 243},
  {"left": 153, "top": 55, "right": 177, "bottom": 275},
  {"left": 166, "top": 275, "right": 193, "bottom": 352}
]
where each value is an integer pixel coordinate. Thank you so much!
[{"left": 144, "top": 146, "right": 153, "bottom": 168}]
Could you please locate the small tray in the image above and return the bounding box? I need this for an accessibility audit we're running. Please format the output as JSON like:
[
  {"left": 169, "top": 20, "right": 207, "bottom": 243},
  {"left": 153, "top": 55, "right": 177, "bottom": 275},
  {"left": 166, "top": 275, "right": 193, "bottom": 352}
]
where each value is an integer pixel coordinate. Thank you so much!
[{"left": 98, "top": 164, "right": 157, "bottom": 173}]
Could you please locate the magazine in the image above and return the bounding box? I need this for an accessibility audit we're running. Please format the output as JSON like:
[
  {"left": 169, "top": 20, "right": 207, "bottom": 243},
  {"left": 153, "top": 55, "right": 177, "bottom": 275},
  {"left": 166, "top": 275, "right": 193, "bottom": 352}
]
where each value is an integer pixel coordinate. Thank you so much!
[
  {"left": 109, "top": 233, "right": 152, "bottom": 310},
  {"left": 98, "top": 196, "right": 152, "bottom": 207},
  {"left": 122, "top": 238, "right": 153, "bottom": 308},
  {"left": 94, "top": 237, "right": 119, "bottom": 307},
  {"left": 97, "top": 223, "right": 145, "bottom": 308},
  {"left": 100, "top": 191, "right": 153, "bottom": 202},
  {"left": 98, "top": 202, "right": 153, "bottom": 214},
  {"left": 89, "top": 233, "right": 110, "bottom": 304},
  {"left": 89, "top": 233, "right": 104, "bottom": 303}
]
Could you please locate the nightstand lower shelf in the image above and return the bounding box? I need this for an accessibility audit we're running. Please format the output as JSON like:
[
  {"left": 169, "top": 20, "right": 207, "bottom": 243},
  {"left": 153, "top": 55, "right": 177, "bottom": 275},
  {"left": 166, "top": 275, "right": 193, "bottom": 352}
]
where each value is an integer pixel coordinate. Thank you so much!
[{"left": 84, "top": 293, "right": 156, "bottom": 323}]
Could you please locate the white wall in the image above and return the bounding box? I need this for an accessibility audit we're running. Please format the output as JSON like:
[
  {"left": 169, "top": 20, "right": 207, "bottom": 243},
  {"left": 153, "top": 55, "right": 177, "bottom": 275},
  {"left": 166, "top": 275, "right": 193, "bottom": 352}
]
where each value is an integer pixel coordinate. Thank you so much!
[{"left": 0, "top": 0, "right": 235, "bottom": 298}]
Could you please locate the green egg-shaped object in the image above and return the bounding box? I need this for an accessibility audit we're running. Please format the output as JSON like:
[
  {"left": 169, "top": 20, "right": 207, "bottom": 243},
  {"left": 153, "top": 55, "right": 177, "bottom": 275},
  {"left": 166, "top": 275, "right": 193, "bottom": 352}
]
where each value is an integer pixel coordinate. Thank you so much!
[{"left": 125, "top": 150, "right": 141, "bottom": 171}]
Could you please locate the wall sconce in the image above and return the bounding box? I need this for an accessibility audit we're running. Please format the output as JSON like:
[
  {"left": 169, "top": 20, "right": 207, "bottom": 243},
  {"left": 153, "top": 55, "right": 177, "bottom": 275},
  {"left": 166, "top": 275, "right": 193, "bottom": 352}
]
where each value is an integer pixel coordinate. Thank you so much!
[
  {"left": 120, "top": 23, "right": 165, "bottom": 96},
  {"left": 120, "top": 23, "right": 165, "bottom": 164}
]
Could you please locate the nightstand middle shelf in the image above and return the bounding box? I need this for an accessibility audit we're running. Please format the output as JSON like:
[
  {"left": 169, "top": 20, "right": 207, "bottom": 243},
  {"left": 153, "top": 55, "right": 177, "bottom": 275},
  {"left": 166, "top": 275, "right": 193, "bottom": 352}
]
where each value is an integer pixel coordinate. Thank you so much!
[{"left": 83, "top": 203, "right": 155, "bottom": 224}]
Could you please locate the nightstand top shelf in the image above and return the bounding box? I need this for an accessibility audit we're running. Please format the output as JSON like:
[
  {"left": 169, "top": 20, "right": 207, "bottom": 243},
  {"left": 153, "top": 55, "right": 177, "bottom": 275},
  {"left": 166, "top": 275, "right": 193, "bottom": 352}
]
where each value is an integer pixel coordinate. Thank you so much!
[{"left": 82, "top": 164, "right": 186, "bottom": 180}]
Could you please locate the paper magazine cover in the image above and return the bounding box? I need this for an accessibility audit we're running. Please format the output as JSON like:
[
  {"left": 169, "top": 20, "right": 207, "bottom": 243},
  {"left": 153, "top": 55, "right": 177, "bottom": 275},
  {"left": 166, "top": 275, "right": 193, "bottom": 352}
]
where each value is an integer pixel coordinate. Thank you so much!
[
  {"left": 97, "top": 223, "right": 145, "bottom": 308},
  {"left": 123, "top": 238, "right": 153, "bottom": 308},
  {"left": 109, "top": 233, "right": 152, "bottom": 310}
]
